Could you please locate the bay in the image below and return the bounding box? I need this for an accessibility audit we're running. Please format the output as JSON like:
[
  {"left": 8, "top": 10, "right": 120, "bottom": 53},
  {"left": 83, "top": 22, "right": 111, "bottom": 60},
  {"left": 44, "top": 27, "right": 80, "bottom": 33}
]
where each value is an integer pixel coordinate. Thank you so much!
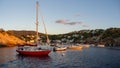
[{"left": 0, "top": 46, "right": 120, "bottom": 68}]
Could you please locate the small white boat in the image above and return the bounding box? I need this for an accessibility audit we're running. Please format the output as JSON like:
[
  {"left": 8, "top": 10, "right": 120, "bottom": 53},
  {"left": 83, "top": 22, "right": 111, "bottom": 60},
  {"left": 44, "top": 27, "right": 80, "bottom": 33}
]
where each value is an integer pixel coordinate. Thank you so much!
[
  {"left": 53, "top": 46, "right": 67, "bottom": 51},
  {"left": 97, "top": 45, "right": 105, "bottom": 48},
  {"left": 82, "top": 44, "right": 90, "bottom": 48}
]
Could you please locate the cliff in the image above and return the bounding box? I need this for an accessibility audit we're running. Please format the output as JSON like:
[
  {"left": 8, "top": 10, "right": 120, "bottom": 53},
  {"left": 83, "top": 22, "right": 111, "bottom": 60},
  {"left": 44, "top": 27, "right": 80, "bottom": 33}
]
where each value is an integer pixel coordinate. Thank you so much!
[{"left": 0, "top": 29, "right": 25, "bottom": 47}]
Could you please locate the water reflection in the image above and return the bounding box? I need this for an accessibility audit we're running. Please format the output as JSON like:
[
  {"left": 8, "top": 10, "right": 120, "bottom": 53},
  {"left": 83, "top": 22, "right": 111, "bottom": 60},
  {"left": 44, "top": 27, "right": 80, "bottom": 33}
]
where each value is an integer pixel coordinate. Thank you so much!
[
  {"left": 0, "top": 47, "right": 52, "bottom": 68},
  {"left": 14, "top": 55, "right": 51, "bottom": 68},
  {"left": 0, "top": 54, "right": 52, "bottom": 68},
  {"left": 0, "top": 47, "right": 17, "bottom": 64},
  {"left": 0, "top": 47, "right": 120, "bottom": 68},
  {"left": 16, "top": 54, "right": 50, "bottom": 60}
]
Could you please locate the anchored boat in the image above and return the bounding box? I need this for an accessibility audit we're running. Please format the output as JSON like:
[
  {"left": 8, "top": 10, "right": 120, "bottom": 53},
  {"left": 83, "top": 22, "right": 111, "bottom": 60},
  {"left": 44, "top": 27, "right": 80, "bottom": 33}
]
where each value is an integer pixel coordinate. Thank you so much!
[{"left": 16, "top": 1, "right": 51, "bottom": 56}]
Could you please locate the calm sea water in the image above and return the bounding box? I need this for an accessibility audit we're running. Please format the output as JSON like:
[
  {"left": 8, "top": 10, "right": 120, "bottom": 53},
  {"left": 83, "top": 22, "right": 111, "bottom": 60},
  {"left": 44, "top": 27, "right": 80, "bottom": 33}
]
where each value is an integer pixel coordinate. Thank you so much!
[{"left": 0, "top": 46, "right": 120, "bottom": 68}]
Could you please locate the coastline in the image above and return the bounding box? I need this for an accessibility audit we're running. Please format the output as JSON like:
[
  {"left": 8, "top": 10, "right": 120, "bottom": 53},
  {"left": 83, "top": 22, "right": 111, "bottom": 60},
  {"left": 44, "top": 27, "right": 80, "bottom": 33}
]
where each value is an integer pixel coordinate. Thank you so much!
[
  {"left": 0, "top": 44, "right": 16, "bottom": 48},
  {"left": 106, "top": 46, "right": 120, "bottom": 50}
]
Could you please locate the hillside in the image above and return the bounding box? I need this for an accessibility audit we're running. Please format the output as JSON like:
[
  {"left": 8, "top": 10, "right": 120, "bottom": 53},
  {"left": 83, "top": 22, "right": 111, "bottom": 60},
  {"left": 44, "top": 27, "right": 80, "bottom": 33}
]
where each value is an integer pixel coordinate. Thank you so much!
[
  {"left": 48, "top": 28, "right": 120, "bottom": 46},
  {"left": 0, "top": 29, "right": 25, "bottom": 47},
  {"left": 7, "top": 30, "right": 45, "bottom": 39},
  {"left": 1, "top": 27, "right": 120, "bottom": 47}
]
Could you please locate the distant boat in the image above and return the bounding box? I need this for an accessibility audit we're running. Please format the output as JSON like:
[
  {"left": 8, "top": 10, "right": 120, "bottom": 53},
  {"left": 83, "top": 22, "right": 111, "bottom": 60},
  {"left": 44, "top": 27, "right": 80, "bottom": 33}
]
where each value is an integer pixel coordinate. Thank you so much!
[
  {"left": 97, "top": 45, "right": 105, "bottom": 48},
  {"left": 75, "top": 44, "right": 90, "bottom": 48},
  {"left": 67, "top": 45, "right": 83, "bottom": 50},
  {"left": 16, "top": 1, "right": 51, "bottom": 56},
  {"left": 82, "top": 44, "right": 90, "bottom": 48},
  {"left": 53, "top": 46, "right": 67, "bottom": 51}
]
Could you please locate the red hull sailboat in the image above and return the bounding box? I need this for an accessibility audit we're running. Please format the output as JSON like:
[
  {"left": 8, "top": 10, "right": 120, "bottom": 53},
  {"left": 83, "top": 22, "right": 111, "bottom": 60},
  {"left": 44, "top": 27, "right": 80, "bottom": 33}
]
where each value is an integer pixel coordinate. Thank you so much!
[
  {"left": 16, "top": 1, "right": 51, "bottom": 56},
  {"left": 16, "top": 50, "right": 51, "bottom": 56}
]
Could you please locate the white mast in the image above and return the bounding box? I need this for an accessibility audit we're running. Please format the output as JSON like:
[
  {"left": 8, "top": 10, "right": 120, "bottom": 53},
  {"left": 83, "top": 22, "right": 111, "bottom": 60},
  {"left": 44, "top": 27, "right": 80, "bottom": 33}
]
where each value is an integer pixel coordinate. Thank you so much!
[
  {"left": 39, "top": 1, "right": 50, "bottom": 44},
  {"left": 36, "top": 0, "right": 50, "bottom": 44},
  {"left": 36, "top": 0, "right": 39, "bottom": 43}
]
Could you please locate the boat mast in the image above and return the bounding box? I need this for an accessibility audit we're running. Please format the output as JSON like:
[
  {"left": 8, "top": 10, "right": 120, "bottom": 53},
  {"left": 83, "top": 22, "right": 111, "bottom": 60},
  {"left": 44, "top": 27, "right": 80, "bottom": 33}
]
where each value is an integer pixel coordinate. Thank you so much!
[
  {"left": 36, "top": 0, "right": 39, "bottom": 43},
  {"left": 42, "top": 18, "right": 50, "bottom": 44},
  {"left": 39, "top": 1, "right": 50, "bottom": 44},
  {"left": 40, "top": 11, "right": 50, "bottom": 44}
]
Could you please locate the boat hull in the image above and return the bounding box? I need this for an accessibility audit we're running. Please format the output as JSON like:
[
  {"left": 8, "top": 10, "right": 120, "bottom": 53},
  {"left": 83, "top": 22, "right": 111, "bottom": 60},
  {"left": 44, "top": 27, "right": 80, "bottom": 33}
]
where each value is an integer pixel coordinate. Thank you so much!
[
  {"left": 53, "top": 47, "right": 67, "bottom": 51},
  {"left": 16, "top": 50, "right": 51, "bottom": 56},
  {"left": 67, "top": 46, "right": 83, "bottom": 50},
  {"left": 97, "top": 45, "right": 105, "bottom": 48}
]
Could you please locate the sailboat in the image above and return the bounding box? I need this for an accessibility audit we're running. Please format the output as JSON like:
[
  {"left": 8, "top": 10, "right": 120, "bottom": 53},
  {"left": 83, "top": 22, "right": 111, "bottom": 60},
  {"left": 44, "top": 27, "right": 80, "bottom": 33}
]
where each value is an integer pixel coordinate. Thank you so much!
[{"left": 16, "top": 1, "right": 51, "bottom": 56}]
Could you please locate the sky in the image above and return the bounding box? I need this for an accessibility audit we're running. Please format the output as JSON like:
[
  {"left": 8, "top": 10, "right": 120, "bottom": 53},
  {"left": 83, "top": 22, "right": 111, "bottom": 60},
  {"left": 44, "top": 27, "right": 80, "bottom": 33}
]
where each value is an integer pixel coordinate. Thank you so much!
[{"left": 0, "top": 0, "right": 120, "bottom": 34}]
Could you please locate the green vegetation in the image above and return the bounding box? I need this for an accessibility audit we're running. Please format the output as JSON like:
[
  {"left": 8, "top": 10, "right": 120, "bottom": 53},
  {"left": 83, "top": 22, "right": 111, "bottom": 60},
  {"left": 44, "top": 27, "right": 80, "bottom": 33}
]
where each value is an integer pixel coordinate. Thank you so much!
[
  {"left": 0, "top": 27, "right": 119, "bottom": 47},
  {"left": 0, "top": 44, "right": 7, "bottom": 47},
  {"left": 48, "top": 28, "right": 120, "bottom": 47}
]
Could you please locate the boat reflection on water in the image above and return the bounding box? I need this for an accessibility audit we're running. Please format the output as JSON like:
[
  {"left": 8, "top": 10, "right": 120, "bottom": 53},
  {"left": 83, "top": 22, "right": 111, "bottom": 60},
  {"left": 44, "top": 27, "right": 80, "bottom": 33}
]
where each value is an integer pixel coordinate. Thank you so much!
[
  {"left": 0, "top": 47, "right": 120, "bottom": 68},
  {"left": 14, "top": 54, "right": 52, "bottom": 68},
  {"left": 54, "top": 51, "right": 66, "bottom": 56},
  {"left": 16, "top": 54, "right": 51, "bottom": 60}
]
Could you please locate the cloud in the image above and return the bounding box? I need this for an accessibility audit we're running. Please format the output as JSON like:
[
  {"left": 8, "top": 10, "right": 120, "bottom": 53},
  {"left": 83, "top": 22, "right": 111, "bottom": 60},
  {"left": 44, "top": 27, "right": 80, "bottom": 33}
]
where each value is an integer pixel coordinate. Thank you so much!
[
  {"left": 55, "top": 19, "right": 82, "bottom": 25},
  {"left": 55, "top": 14, "right": 90, "bottom": 27},
  {"left": 56, "top": 19, "right": 68, "bottom": 24},
  {"left": 66, "top": 22, "right": 82, "bottom": 25}
]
